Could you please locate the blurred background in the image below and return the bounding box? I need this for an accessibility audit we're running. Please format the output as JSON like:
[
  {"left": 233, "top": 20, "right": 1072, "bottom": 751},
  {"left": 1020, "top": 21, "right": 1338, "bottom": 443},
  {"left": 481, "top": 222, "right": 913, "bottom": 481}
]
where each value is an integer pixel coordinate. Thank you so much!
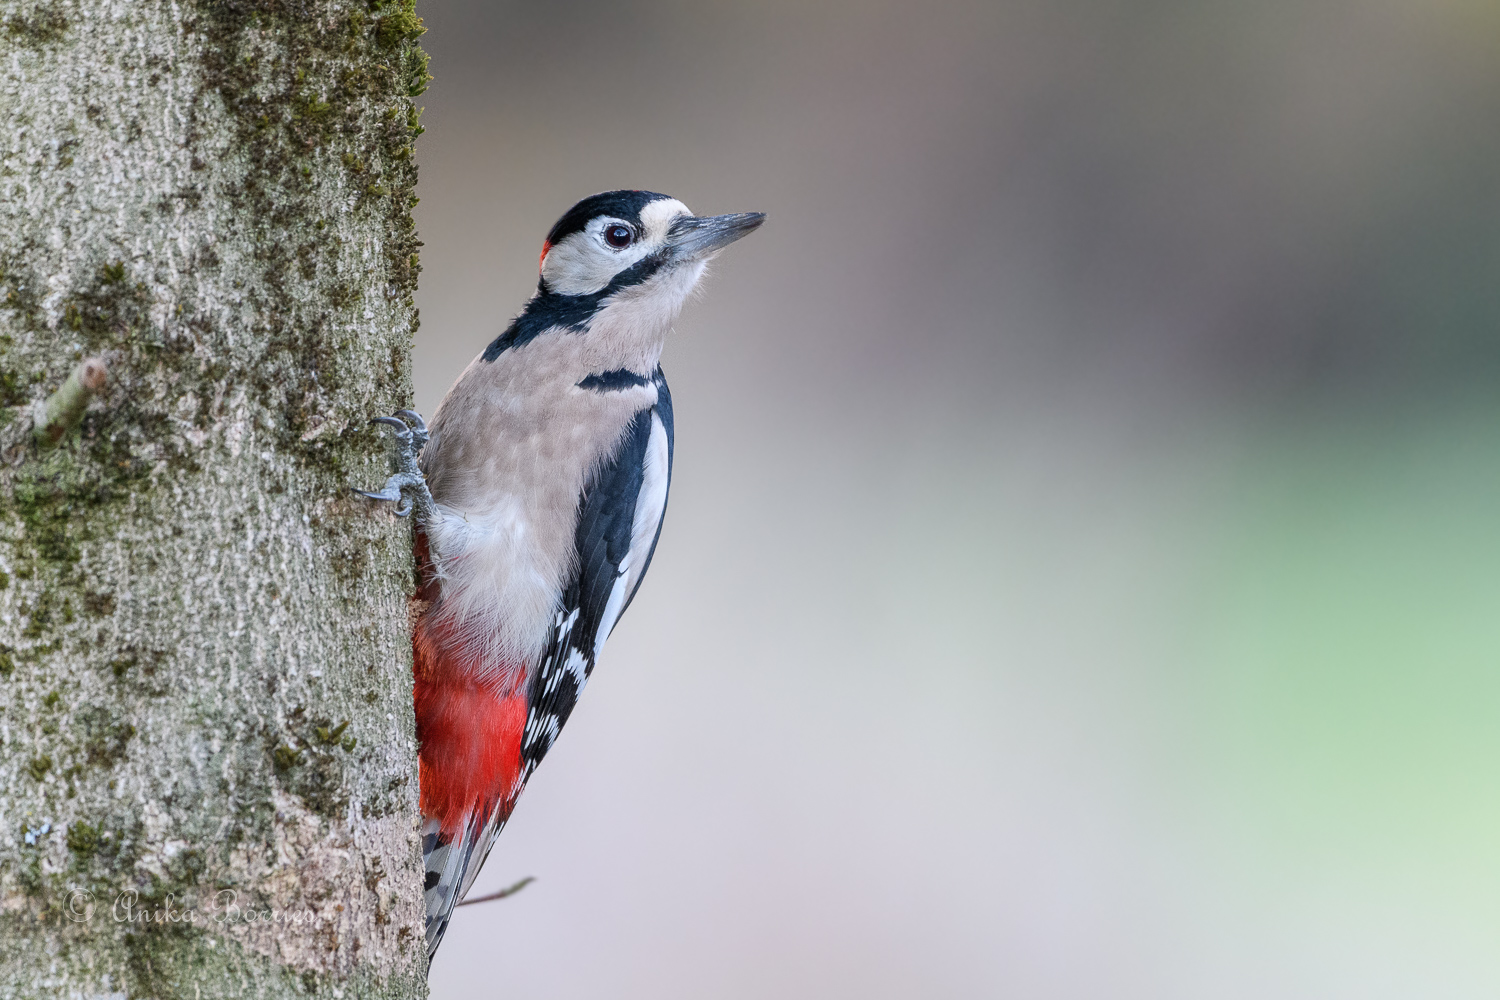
[{"left": 409, "top": 1, "right": 1500, "bottom": 996}]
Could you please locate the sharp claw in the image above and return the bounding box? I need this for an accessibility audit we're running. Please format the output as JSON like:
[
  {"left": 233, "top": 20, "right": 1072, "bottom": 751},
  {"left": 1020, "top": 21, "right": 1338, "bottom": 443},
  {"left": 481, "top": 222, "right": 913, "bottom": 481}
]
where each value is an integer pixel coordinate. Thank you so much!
[
  {"left": 394, "top": 409, "right": 429, "bottom": 449},
  {"left": 356, "top": 411, "right": 434, "bottom": 521},
  {"left": 371, "top": 415, "right": 412, "bottom": 440}
]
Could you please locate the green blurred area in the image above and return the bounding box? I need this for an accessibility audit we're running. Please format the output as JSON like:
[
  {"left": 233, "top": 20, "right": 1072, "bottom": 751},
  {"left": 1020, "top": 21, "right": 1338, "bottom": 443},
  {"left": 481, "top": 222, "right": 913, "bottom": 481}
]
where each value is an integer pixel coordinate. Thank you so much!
[{"left": 1193, "top": 398, "right": 1500, "bottom": 869}]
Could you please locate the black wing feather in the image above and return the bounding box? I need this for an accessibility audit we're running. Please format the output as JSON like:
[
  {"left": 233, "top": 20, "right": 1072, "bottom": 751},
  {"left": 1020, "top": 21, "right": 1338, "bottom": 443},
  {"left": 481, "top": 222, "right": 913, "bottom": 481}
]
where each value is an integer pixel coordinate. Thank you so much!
[
  {"left": 521, "top": 368, "right": 674, "bottom": 773},
  {"left": 622, "top": 369, "right": 673, "bottom": 616}
]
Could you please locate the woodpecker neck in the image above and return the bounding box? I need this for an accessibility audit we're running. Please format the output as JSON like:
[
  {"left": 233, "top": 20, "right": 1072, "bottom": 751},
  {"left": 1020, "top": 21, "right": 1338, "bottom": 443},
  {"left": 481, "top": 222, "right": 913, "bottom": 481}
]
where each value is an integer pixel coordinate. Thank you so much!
[
  {"left": 480, "top": 258, "right": 702, "bottom": 376},
  {"left": 575, "top": 258, "right": 704, "bottom": 373}
]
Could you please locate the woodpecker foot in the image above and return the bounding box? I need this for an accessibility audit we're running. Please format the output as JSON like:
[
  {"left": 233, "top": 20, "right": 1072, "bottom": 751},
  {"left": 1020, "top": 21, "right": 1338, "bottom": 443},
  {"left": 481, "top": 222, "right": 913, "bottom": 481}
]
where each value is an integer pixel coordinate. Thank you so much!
[{"left": 354, "top": 409, "right": 435, "bottom": 522}]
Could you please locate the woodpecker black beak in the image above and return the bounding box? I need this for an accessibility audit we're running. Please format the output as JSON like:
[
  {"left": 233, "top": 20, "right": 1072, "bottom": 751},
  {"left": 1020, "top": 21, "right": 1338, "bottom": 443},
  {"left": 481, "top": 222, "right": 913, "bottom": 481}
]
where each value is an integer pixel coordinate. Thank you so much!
[{"left": 668, "top": 212, "right": 766, "bottom": 261}]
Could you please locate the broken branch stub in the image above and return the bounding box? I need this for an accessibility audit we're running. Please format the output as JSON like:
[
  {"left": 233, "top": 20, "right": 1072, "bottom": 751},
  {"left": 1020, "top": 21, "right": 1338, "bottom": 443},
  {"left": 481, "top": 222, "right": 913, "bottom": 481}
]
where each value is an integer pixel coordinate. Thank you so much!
[{"left": 33, "top": 356, "right": 107, "bottom": 449}]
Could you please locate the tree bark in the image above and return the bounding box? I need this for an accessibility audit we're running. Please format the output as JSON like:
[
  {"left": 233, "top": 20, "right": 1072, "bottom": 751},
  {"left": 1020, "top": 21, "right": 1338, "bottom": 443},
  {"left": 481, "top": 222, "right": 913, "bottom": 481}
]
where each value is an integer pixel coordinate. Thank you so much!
[{"left": 0, "top": 1, "right": 430, "bottom": 995}]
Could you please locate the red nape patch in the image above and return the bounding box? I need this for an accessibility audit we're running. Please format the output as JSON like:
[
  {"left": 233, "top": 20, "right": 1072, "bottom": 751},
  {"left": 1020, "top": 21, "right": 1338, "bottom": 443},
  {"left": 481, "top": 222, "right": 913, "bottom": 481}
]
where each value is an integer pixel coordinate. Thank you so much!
[
  {"left": 415, "top": 676, "right": 527, "bottom": 835},
  {"left": 538, "top": 239, "right": 552, "bottom": 271}
]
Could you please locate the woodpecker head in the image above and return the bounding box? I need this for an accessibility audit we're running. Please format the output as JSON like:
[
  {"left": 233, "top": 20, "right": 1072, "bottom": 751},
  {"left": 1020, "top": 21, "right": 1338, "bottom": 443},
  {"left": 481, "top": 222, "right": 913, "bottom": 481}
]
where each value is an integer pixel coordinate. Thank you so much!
[
  {"left": 537, "top": 190, "right": 764, "bottom": 306},
  {"left": 476, "top": 191, "right": 763, "bottom": 366}
]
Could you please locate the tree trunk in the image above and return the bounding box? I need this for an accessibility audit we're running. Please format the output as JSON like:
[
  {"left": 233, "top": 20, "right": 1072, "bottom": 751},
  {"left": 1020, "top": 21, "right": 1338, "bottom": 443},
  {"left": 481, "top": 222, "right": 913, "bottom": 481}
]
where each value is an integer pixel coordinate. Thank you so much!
[{"left": 0, "top": 1, "right": 430, "bottom": 995}]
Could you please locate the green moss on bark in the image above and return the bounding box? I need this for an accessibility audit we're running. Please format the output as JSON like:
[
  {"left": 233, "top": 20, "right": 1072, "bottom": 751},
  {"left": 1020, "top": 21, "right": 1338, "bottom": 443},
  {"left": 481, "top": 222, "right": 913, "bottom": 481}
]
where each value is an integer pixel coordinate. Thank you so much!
[
  {"left": 0, "top": 1, "right": 429, "bottom": 994},
  {"left": 3, "top": 6, "right": 68, "bottom": 46}
]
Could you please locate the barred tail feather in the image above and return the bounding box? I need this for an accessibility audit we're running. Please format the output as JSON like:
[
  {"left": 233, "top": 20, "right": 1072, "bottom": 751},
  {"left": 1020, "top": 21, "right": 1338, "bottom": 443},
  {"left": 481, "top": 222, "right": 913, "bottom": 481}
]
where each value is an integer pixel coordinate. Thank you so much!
[
  {"left": 422, "top": 812, "right": 476, "bottom": 957},
  {"left": 422, "top": 795, "right": 522, "bottom": 956}
]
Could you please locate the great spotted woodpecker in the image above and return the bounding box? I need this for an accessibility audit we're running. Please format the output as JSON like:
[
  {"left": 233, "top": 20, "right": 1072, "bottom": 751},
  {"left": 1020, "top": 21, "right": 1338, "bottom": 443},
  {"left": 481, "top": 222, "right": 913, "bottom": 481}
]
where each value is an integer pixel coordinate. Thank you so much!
[{"left": 357, "top": 191, "right": 764, "bottom": 958}]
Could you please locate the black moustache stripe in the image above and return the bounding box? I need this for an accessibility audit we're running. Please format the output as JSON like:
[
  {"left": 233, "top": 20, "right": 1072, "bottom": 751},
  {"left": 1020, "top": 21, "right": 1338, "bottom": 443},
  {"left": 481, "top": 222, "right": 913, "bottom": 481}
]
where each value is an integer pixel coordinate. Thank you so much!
[{"left": 481, "top": 253, "right": 668, "bottom": 362}]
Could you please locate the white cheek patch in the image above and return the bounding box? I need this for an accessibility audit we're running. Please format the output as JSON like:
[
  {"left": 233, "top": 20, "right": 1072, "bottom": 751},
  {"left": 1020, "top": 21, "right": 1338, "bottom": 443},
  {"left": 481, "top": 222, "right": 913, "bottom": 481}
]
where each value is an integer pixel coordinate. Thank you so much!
[
  {"left": 540, "top": 199, "right": 692, "bottom": 296},
  {"left": 541, "top": 228, "right": 644, "bottom": 295},
  {"left": 638, "top": 198, "right": 691, "bottom": 244}
]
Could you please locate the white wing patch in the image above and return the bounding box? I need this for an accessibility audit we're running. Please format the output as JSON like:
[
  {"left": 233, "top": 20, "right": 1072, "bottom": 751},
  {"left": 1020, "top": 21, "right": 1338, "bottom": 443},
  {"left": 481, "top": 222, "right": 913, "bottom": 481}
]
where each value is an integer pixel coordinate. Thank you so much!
[
  {"left": 563, "top": 645, "right": 590, "bottom": 693},
  {"left": 594, "top": 573, "right": 632, "bottom": 661},
  {"left": 593, "top": 412, "right": 670, "bottom": 654},
  {"left": 625, "top": 413, "right": 672, "bottom": 606},
  {"left": 540, "top": 609, "right": 580, "bottom": 696}
]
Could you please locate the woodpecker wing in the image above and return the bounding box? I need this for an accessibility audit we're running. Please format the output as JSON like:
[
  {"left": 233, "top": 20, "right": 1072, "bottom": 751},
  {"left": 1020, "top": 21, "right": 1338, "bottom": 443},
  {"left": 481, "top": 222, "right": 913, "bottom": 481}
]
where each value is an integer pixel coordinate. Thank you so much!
[
  {"left": 517, "top": 369, "right": 675, "bottom": 781},
  {"left": 423, "top": 368, "right": 675, "bottom": 954}
]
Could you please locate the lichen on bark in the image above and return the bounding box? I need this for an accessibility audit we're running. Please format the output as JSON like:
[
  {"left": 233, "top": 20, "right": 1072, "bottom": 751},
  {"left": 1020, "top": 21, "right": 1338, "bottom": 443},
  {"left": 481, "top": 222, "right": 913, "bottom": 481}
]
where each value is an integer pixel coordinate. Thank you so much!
[{"left": 0, "top": 0, "right": 431, "bottom": 995}]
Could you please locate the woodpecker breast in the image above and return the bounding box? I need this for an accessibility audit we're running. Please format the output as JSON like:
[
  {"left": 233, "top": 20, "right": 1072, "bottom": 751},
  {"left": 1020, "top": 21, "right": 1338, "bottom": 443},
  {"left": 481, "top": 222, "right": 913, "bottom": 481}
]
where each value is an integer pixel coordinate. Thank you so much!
[{"left": 419, "top": 349, "right": 665, "bottom": 683}]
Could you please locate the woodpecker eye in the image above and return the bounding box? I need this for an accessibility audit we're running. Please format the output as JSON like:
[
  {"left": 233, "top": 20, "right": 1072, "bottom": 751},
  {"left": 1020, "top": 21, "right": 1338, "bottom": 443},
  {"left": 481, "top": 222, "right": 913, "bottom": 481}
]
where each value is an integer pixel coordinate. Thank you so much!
[{"left": 604, "top": 224, "right": 634, "bottom": 249}]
